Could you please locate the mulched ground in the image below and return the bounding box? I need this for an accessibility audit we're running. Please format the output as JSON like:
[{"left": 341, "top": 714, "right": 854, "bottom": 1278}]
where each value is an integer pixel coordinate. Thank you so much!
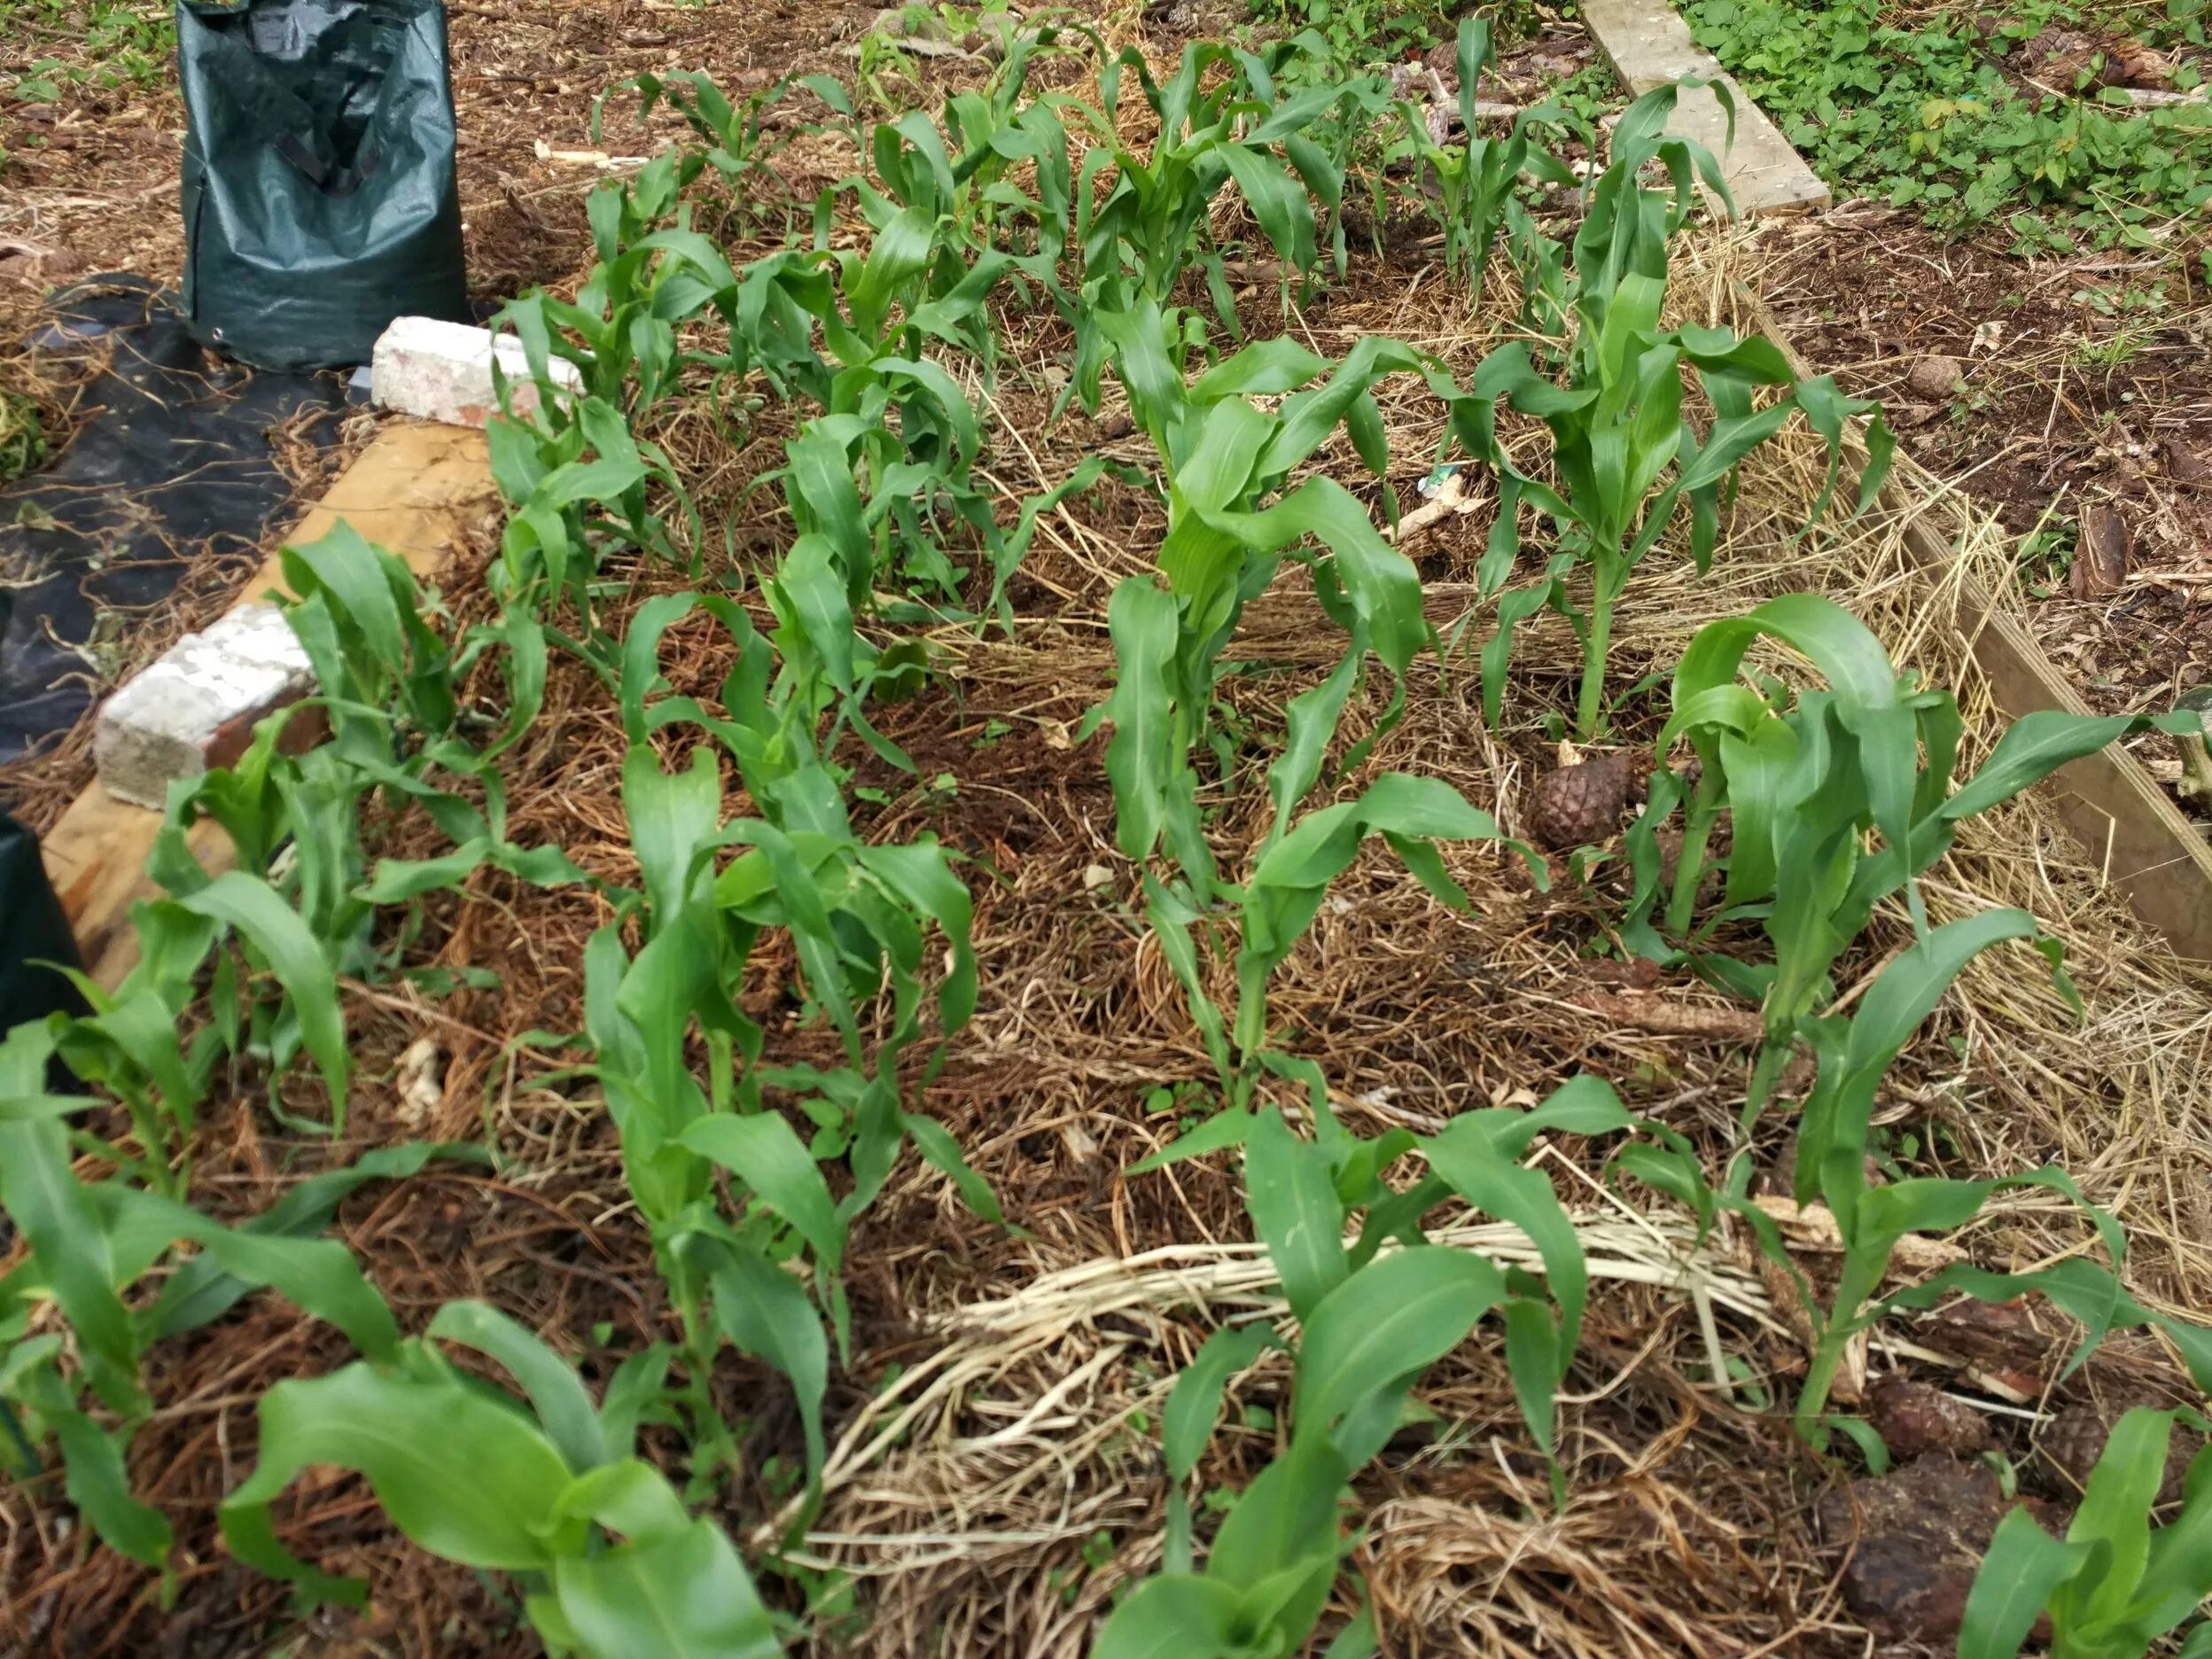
[{"left": 4, "top": 4, "right": 2212, "bottom": 1657}]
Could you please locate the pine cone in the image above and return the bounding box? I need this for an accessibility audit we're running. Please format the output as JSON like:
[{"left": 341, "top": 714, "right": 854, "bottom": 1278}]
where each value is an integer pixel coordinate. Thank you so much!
[
  {"left": 1867, "top": 1376, "right": 1992, "bottom": 1460},
  {"left": 2037, "top": 1404, "right": 2203, "bottom": 1506},
  {"left": 1530, "top": 752, "right": 1648, "bottom": 850}
]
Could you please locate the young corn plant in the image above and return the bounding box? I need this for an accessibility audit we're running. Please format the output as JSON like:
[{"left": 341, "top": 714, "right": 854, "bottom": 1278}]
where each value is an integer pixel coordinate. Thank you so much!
[
  {"left": 1458, "top": 82, "right": 1889, "bottom": 739},
  {"left": 223, "top": 1300, "right": 780, "bottom": 1658},
  {"left": 1085, "top": 304, "right": 1530, "bottom": 1100},
  {"left": 1388, "top": 19, "right": 1575, "bottom": 284},
  {"left": 1618, "top": 912, "right": 2212, "bottom": 1447},
  {"left": 602, "top": 66, "right": 855, "bottom": 236},
  {"left": 0, "top": 1016, "right": 468, "bottom": 1571},
  {"left": 1634, "top": 594, "right": 2208, "bottom": 1110},
  {"left": 1070, "top": 41, "right": 1350, "bottom": 400},
  {"left": 1961, "top": 1405, "right": 2212, "bottom": 1659},
  {"left": 572, "top": 596, "right": 991, "bottom": 1509},
  {"left": 859, "top": 25, "right": 1097, "bottom": 307},
  {"left": 136, "top": 528, "right": 584, "bottom": 1133},
  {"left": 1101, "top": 1078, "right": 1647, "bottom": 1656}
]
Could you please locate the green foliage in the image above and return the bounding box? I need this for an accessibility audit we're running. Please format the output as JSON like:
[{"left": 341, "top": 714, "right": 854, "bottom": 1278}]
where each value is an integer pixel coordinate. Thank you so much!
[
  {"left": 1105, "top": 1078, "right": 1654, "bottom": 1656},
  {"left": 222, "top": 1308, "right": 778, "bottom": 1659},
  {"left": 0, "top": 389, "right": 43, "bottom": 481},
  {"left": 1385, "top": 19, "right": 1577, "bottom": 283},
  {"left": 1637, "top": 594, "right": 2204, "bottom": 1108},
  {"left": 1682, "top": 0, "right": 2212, "bottom": 251},
  {"left": 1961, "top": 1404, "right": 2212, "bottom": 1659},
  {"left": 1460, "top": 83, "right": 1889, "bottom": 739}
]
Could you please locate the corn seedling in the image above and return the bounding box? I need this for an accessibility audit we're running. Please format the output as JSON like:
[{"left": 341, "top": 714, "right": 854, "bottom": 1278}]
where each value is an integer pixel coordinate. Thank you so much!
[
  {"left": 222, "top": 1301, "right": 778, "bottom": 1658},
  {"left": 1617, "top": 914, "right": 2212, "bottom": 1446},
  {"left": 1102, "top": 1078, "right": 1647, "bottom": 1655},
  {"left": 1388, "top": 19, "right": 1575, "bottom": 284},
  {"left": 0, "top": 1013, "right": 464, "bottom": 1569},
  {"left": 572, "top": 596, "right": 990, "bottom": 1506},
  {"left": 1639, "top": 595, "right": 2207, "bottom": 1110},
  {"left": 602, "top": 68, "right": 855, "bottom": 236},
  {"left": 1069, "top": 41, "right": 1349, "bottom": 401},
  {"left": 1460, "top": 83, "right": 1888, "bottom": 739},
  {"left": 1961, "top": 1406, "right": 2212, "bottom": 1659}
]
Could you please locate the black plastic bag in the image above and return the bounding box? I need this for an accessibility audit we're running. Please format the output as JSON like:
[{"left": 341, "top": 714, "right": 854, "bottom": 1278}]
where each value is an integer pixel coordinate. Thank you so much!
[
  {"left": 176, "top": 0, "right": 469, "bottom": 371},
  {"left": 0, "top": 812, "right": 90, "bottom": 1038}
]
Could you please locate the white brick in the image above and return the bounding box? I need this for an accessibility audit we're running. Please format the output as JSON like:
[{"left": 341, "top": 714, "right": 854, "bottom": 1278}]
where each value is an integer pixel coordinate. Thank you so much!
[
  {"left": 94, "top": 605, "right": 316, "bottom": 808},
  {"left": 369, "top": 315, "right": 583, "bottom": 429}
]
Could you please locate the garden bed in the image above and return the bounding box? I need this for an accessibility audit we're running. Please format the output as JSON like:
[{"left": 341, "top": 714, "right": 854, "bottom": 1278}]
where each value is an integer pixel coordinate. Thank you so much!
[{"left": 6, "top": 9, "right": 2212, "bottom": 1659}]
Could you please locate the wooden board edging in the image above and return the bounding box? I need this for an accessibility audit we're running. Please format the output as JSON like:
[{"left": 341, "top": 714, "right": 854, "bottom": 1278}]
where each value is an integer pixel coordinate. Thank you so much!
[{"left": 39, "top": 422, "right": 498, "bottom": 990}]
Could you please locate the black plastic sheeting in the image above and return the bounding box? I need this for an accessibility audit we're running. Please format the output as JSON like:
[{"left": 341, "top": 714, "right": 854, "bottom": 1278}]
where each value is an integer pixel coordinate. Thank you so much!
[{"left": 0, "top": 277, "right": 347, "bottom": 765}]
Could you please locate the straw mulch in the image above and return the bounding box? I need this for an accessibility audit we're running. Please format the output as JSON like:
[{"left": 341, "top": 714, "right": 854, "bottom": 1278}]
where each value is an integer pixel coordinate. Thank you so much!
[{"left": 8, "top": 46, "right": 2212, "bottom": 1659}]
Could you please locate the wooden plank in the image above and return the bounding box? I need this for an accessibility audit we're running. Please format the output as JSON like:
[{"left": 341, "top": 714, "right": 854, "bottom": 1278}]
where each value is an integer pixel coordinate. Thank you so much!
[
  {"left": 1582, "top": 0, "right": 1831, "bottom": 217},
  {"left": 40, "top": 423, "right": 497, "bottom": 989},
  {"left": 1744, "top": 295, "right": 2212, "bottom": 963}
]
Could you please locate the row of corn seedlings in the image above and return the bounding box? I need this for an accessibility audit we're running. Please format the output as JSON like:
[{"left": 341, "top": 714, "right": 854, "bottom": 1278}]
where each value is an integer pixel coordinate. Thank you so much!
[{"left": 4, "top": 19, "right": 2209, "bottom": 1655}]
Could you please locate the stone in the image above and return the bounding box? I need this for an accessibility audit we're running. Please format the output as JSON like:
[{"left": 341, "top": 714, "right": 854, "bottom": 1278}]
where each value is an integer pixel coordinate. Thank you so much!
[
  {"left": 93, "top": 604, "right": 315, "bottom": 808},
  {"left": 369, "top": 315, "right": 582, "bottom": 428},
  {"left": 1906, "top": 354, "right": 1965, "bottom": 399}
]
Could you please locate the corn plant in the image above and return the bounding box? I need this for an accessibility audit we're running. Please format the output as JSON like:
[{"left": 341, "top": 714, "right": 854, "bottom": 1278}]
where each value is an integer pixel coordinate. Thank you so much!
[
  {"left": 570, "top": 597, "right": 991, "bottom": 1507},
  {"left": 1068, "top": 41, "right": 1349, "bottom": 401},
  {"left": 1616, "top": 912, "right": 2212, "bottom": 1447},
  {"left": 223, "top": 1300, "right": 778, "bottom": 1658},
  {"left": 602, "top": 66, "right": 855, "bottom": 235},
  {"left": 1634, "top": 595, "right": 2208, "bottom": 1110},
  {"left": 1962, "top": 1406, "right": 2212, "bottom": 1659},
  {"left": 858, "top": 26, "right": 1098, "bottom": 307},
  {"left": 0, "top": 1013, "right": 465, "bottom": 1568},
  {"left": 1083, "top": 306, "right": 1535, "bottom": 1100},
  {"left": 1102, "top": 1079, "right": 1646, "bottom": 1656},
  {"left": 1388, "top": 19, "right": 1575, "bottom": 284},
  {"left": 1457, "top": 83, "right": 1889, "bottom": 739}
]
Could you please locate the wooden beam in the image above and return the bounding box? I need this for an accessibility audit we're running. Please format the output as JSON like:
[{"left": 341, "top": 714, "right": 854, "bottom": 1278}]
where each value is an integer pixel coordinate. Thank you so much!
[
  {"left": 40, "top": 423, "right": 497, "bottom": 989},
  {"left": 1581, "top": 0, "right": 1831, "bottom": 217}
]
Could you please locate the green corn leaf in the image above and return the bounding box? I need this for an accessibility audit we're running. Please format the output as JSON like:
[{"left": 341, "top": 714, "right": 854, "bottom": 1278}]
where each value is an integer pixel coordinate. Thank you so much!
[
  {"left": 552, "top": 1514, "right": 782, "bottom": 1659},
  {"left": 1295, "top": 1246, "right": 1506, "bottom": 1435},
  {"left": 1205, "top": 1429, "right": 1351, "bottom": 1624},
  {"left": 597, "top": 1346, "right": 673, "bottom": 1463},
  {"left": 177, "top": 870, "right": 351, "bottom": 1125},
  {"left": 619, "top": 592, "right": 698, "bottom": 743},
  {"left": 1421, "top": 1120, "right": 1587, "bottom": 1370},
  {"left": 1243, "top": 1106, "right": 1348, "bottom": 1323},
  {"left": 111, "top": 1187, "right": 401, "bottom": 1363},
  {"left": 1960, "top": 1507, "right": 2087, "bottom": 1659},
  {"left": 2067, "top": 1406, "right": 2172, "bottom": 1627},
  {"left": 681, "top": 1113, "right": 845, "bottom": 1277},
  {"left": 1799, "top": 908, "right": 2037, "bottom": 1216},
  {"left": 1164, "top": 1323, "right": 1278, "bottom": 1484},
  {"left": 900, "top": 1110, "right": 1003, "bottom": 1225},
  {"left": 1126, "top": 1105, "right": 1255, "bottom": 1175},
  {"left": 12, "top": 1355, "right": 172, "bottom": 1566},
  {"left": 1091, "top": 1574, "right": 1246, "bottom": 1659},
  {"left": 222, "top": 1361, "right": 584, "bottom": 1595},
  {"left": 1102, "top": 578, "right": 1181, "bottom": 862},
  {"left": 427, "top": 1302, "right": 608, "bottom": 1475},
  {"left": 1671, "top": 594, "right": 1903, "bottom": 721},
  {"left": 707, "top": 1242, "right": 828, "bottom": 1492},
  {"left": 0, "top": 1027, "right": 138, "bottom": 1412}
]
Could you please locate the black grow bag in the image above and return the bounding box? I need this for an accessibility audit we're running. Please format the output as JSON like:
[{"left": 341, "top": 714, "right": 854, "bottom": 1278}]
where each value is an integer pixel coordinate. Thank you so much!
[
  {"left": 0, "top": 811, "right": 89, "bottom": 1037},
  {"left": 177, "top": 0, "right": 469, "bottom": 370}
]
